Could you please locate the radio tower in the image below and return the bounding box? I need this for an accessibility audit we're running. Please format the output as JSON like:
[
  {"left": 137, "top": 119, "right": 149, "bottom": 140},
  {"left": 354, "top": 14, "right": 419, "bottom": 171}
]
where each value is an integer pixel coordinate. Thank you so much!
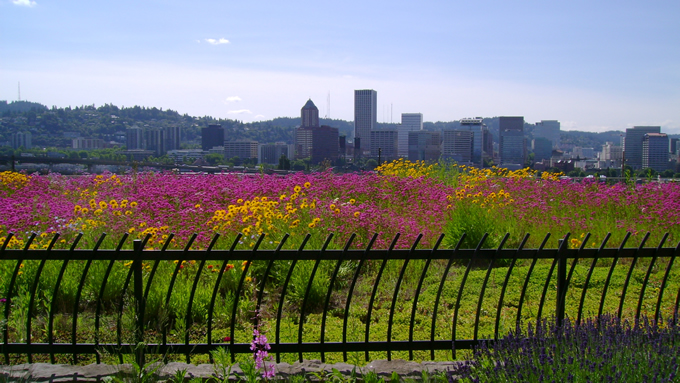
[{"left": 326, "top": 91, "right": 330, "bottom": 119}]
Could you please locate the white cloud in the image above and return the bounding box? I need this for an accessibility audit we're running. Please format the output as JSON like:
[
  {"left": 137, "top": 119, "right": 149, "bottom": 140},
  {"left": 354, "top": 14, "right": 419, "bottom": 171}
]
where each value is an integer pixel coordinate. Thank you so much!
[
  {"left": 13, "top": 0, "right": 37, "bottom": 7},
  {"left": 227, "top": 109, "right": 252, "bottom": 115},
  {"left": 205, "top": 38, "right": 230, "bottom": 45},
  {"left": 254, "top": 114, "right": 266, "bottom": 120},
  {"left": 225, "top": 96, "right": 241, "bottom": 102}
]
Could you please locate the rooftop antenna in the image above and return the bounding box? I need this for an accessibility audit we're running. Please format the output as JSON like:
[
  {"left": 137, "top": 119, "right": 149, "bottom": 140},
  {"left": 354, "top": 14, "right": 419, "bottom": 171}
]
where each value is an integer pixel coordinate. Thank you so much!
[{"left": 18, "top": 82, "right": 21, "bottom": 101}]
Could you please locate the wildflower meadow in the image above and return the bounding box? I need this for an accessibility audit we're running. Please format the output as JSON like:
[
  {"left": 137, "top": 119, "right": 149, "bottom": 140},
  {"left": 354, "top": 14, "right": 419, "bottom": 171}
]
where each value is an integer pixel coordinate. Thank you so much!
[
  {"left": 1, "top": 161, "right": 679, "bottom": 368},
  {"left": 2, "top": 160, "right": 679, "bottom": 251}
]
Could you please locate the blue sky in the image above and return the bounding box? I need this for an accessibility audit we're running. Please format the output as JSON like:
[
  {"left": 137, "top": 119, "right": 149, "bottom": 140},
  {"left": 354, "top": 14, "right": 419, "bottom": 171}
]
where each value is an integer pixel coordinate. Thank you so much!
[{"left": 2, "top": 0, "right": 679, "bottom": 132}]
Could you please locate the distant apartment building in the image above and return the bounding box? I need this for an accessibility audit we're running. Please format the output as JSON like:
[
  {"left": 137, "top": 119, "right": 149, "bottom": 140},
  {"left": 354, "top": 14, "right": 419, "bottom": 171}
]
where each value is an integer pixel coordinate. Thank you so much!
[
  {"left": 572, "top": 147, "right": 595, "bottom": 159},
  {"left": 370, "top": 130, "right": 399, "bottom": 163},
  {"left": 165, "top": 126, "right": 181, "bottom": 151},
  {"left": 624, "top": 126, "right": 661, "bottom": 170},
  {"left": 354, "top": 89, "right": 377, "bottom": 155},
  {"left": 534, "top": 120, "right": 561, "bottom": 148},
  {"left": 442, "top": 130, "right": 473, "bottom": 163},
  {"left": 126, "top": 126, "right": 144, "bottom": 150},
  {"left": 398, "top": 113, "right": 423, "bottom": 158},
  {"left": 532, "top": 137, "right": 552, "bottom": 162},
  {"left": 167, "top": 149, "right": 205, "bottom": 163},
  {"left": 408, "top": 130, "right": 441, "bottom": 162},
  {"left": 601, "top": 142, "right": 623, "bottom": 162},
  {"left": 73, "top": 138, "right": 105, "bottom": 150},
  {"left": 259, "top": 143, "right": 292, "bottom": 165},
  {"left": 499, "top": 116, "right": 526, "bottom": 167},
  {"left": 145, "top": 128, "right": 166, "bottom": 156},
  {"left": 224, "top": 140, "right": 259, "bottom": 161},
  {"left": 11, "top": 131, "right": 32, "bottom": 149},
  {"left": 642, "top": 133, "right": 669, "bottom": 172},
  {"left": 202, "top": 124, "right": 225, "bottom": 151}
]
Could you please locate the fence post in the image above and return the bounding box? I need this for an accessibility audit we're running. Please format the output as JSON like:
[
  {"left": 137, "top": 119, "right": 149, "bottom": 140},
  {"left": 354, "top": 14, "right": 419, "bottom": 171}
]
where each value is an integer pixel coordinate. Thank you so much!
[
  {"left": 132, "top": 239, "right": 145, "bottom": 366},
  {"left": 556, "top": 239, "right": 568, "bottom": 328}
]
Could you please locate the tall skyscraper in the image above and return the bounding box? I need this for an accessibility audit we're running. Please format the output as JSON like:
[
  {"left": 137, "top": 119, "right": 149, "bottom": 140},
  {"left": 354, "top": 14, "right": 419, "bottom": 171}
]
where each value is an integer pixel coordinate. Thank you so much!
[
  {"left": 301, "top": 99, "right": 320, "bottom": 128},
  {"left": 624, "top": 126, "right": 661, "bottom": 170},
  {"left": 457, "top": 118, "right": 491, "bottom": 166},
  {"left": 534, "top": 120, "right": 561, "bottom": 148},
  {"left": 354, "top": 89, "right": 377, "bottom": 155},
  {"left": 499, "top": 116, "right": 526, "bottom": 167},
  {"left": 642, "top": 133, "right": 669, "bottom": 172},
  {"left": 398, "top": 113, "right": 423, "bottom": 157},
  {"left": 202, "top": 124, "right": 225, "bottom": 151}
]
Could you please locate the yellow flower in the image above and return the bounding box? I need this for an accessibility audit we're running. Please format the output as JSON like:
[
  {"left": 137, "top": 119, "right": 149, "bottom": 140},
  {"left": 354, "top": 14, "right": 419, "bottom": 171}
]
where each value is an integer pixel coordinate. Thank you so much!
[
  {"left": 245, "top": 276, "right": 252, "bottom": 282},
  {"left": 237, "top": 198, "right": 244, "bottom": 204},
  {"left": 130, "top": 201, "right": 138, "bottom": 208},
  {"left": 294, "top": 185, "right": 302, "bottom": 193},
  {"left": 354, "top": 211, "right": 360, "bottom": 218},
  {"left": 128, "top": 228, "right": 135, "bottom": 233},
  {"left": 125, "top": 210, "right": 132, "bottom": 216},
  {"left": 349, "top": 199, "right": 356, "bottom": 204},
  {"left": 308, "top": 222, "right": 316, "bottom": 228},
  {"left": 195, "top": 204, "right": 201, "bottom": 208},
  {"left": 279, "top": 194, "right": 287, "bottom": 201},
  {"left": 99, "top": 201, "right": 108, "bottom": 209},
  {"left": 304, "top": 182, "right": 311, "bottom": 188}
]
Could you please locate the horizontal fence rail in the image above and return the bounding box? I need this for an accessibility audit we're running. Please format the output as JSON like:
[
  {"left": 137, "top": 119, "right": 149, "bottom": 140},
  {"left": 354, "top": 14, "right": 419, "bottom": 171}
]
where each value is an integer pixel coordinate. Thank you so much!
[{"left": 1, "top": 231, "right": 679, "bottom": 365}]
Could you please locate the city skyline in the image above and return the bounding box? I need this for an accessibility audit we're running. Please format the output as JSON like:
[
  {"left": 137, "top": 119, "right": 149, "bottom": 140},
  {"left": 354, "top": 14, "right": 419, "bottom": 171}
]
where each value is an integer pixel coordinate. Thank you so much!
[{"left": 1, "top": 1, "right": 679, "bottom": 133}]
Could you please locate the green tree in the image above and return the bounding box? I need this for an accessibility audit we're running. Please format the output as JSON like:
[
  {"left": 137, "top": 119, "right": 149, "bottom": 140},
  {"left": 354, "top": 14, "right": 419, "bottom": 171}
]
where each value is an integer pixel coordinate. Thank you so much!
[{"left": 278, "top": 154, "right": 291, "bottom": 170}]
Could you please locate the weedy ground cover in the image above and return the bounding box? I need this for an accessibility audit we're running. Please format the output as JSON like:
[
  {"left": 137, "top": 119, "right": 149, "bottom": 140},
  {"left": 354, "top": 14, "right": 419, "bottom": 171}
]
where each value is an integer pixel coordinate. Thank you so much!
[{"left": 1, "top": 162, "right": 679, "bottom": 365}]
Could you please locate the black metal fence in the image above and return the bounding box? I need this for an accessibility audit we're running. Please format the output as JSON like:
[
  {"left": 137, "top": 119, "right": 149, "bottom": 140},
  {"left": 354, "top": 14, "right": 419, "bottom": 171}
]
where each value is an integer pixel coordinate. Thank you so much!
[{"left": 1, "top": 231, "right": 679, "bottom": 365}]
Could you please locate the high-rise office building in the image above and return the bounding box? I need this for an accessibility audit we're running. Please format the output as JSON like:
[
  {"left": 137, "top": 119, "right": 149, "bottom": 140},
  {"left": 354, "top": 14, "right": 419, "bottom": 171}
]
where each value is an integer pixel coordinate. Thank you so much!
[
  {"left": 457, "top": 118, "right": 491, "bottom": 166},
  {"left": 301, "top": 99, "right": 320, "bottom": 128},
  {"left": 624, "top": 126, "right": 661, "bottom": 170},
  {"left": 534, "top": 120, "right": 561, "bottom": 148},
  {"left": 370, "top": 130, "right": 399, "bottom": 163},
  {"left": 442, "top": 130, "right": 474, "bottom": 163},
  {"left": 532, "top": 137, "right": 553, "bottom": 162},
  {"left": 354, "top": 89, "right": 377, "bottom": 155},
  {"left": 202, "top": 124, "right": 225, "bottom": 151},
  {"left": 408, "top": 130, "right": 441, "bottom": 162},
  {"left": 295, "top": 125, "right": 339, "bottom": 164},
  {"left": 642, "top": 133, "right": 669, "bottom": 172},
  {"left": 499, "top": 116, "right": 526, "bottom": 167},
  {"left": 398, "top": 113, "right": 423, "bottom": 157}
]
